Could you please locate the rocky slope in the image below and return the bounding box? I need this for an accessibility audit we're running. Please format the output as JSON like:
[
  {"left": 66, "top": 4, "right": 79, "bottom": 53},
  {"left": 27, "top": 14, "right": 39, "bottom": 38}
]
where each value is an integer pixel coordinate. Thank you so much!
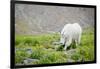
[{"left": 15, "top": 4, "right": 95, "bottom": 35}]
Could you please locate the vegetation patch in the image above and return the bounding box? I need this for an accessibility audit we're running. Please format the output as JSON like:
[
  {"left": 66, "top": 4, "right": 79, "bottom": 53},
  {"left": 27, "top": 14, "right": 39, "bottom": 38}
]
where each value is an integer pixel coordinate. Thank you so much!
[{"left": 15, "top": 31, "right": 94, "bottom": 65}]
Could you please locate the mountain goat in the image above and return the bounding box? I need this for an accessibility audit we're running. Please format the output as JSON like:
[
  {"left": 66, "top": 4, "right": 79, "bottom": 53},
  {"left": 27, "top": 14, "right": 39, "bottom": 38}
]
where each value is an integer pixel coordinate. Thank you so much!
[{"left": 60, "top": 23, "right": 82, "bottom": 50}]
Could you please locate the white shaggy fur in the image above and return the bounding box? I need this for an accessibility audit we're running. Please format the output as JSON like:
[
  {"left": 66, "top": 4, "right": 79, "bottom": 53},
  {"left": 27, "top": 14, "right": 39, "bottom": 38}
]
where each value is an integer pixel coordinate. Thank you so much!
[{"left": 60, "top": 23, "right": 82, "bottom": 50}]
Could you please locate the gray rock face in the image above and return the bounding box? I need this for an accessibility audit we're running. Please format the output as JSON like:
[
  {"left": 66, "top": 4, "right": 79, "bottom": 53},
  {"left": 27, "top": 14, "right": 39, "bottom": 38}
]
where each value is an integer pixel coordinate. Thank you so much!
[
  {"left": 23, "top": 58, "right": 39, "bottom": 65},
  {"left": 15, "top": 4, "right": 95, "bottom": 35}
]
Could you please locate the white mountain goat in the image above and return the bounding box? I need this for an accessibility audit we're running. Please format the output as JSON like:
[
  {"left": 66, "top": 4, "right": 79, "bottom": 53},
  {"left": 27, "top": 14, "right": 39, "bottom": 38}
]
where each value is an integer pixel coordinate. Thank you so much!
[{"left": 60, "top": 23, "right": 82, "bottom": 50}]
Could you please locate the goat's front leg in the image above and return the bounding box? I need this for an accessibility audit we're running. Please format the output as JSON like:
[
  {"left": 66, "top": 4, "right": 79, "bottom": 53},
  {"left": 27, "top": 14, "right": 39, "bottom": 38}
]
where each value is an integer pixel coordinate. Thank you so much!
[{"left": 64, "top": 38, "right": 72, "bottom": 51}]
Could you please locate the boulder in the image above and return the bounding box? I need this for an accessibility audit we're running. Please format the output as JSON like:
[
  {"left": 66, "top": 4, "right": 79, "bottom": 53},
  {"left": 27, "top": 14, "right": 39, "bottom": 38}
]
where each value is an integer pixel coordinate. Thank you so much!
[
  {"left": 23, "top": 58, "right": 39, "bottom": 65},
  {"left": 26, "top": 48, "right": 33, "bottom": 55}
]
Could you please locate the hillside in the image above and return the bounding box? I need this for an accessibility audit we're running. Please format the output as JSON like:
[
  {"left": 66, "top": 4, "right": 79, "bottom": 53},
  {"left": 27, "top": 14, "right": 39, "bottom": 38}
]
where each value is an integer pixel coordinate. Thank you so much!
[{"left": 15, "top": 4, "right": 95, "bottom": 35}]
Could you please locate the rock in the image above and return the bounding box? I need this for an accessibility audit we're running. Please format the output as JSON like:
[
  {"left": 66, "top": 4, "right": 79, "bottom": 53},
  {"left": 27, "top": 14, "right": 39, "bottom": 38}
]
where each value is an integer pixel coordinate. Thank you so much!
[
  {"left": 15, "top": 48, "right": 21, "bottom": 53},
  {"left": 52, "top": 42, "right": 60, "bottom": 45},
  {"left": 26, "top": 48, "right": 33, "bottom": 55},
  {"left": 66, "top": 49, "right": 77, "bottom": 56},
  {"left": 67, "top": 59, "right": 75, "bottom": 62},
  {"left": 23, "top": 58, "right": 39, "bottom": 65}
]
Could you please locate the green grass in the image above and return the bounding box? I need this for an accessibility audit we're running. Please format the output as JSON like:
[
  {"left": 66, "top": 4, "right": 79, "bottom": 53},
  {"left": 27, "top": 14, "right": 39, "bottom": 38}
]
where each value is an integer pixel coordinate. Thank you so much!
[{"left": 15, "top": 30, "right": 95, "bottom": 65}]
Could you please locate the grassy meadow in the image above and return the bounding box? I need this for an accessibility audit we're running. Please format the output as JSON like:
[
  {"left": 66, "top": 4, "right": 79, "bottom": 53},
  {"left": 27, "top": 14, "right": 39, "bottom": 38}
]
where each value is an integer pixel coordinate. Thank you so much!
[{"left": 15, "top": 30, "right": 94, "bottom": 65}]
